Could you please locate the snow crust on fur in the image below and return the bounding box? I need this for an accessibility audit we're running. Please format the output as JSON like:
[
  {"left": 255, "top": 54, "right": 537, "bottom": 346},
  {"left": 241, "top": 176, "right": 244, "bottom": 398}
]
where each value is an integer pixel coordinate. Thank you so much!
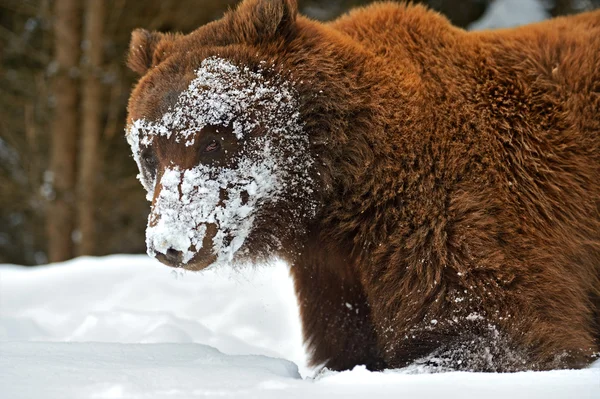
[
  {"left": 146, "top": 142, "right": 284, "bottom": 265},
  {"left": 127, "top": 57, "right": 315, "bottom": 266}
]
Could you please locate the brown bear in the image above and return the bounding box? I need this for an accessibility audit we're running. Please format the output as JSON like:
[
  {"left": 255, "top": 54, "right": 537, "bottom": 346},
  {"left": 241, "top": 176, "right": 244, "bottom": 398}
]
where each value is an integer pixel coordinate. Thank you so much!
[{"left": 125, "top": 0, "right": 600, "bottom": 372}]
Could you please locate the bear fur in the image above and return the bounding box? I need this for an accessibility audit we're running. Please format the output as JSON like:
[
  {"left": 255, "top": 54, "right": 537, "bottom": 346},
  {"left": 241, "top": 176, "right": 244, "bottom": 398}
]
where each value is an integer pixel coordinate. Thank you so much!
[{"left": 126, "top": 0, "right": 600, "bottom": 371}]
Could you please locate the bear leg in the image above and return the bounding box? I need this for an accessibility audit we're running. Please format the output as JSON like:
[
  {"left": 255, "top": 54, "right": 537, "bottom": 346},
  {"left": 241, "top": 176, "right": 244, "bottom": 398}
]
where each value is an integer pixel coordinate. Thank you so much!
[{"left": 290, "top": 251, "right": 386, "bottom": 371}]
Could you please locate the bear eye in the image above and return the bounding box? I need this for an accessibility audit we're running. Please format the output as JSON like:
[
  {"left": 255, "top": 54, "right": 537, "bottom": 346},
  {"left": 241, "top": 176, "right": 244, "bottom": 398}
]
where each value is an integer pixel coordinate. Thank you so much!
[
  {"left": 204, "top": 140, "right": 221, "bottom": 153},
  {"left": 142, "top": 151, "right": 156, "bottom": 168},
  {"left": 140, "top": 150, "right": 157, "bottom": 178}
]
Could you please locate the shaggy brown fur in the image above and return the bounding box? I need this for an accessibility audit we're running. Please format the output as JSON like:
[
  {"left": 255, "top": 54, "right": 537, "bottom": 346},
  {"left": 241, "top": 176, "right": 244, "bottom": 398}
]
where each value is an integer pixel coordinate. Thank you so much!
[{"left": 126, "top": 0, "right": 600, "bottom": 371}]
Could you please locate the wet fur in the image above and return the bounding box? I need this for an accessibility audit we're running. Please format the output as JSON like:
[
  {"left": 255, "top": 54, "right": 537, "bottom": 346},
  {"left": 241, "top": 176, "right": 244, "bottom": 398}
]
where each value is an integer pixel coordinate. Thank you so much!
[{"left": 127, "top": 1, "right": 600, "bottom": 371}]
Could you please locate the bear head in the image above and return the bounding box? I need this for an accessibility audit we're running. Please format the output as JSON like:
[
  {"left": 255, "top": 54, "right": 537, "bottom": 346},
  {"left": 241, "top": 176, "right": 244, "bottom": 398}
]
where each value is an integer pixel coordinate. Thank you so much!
[{"left": 125, "top": 0, "right": 320, "bottom": 271}]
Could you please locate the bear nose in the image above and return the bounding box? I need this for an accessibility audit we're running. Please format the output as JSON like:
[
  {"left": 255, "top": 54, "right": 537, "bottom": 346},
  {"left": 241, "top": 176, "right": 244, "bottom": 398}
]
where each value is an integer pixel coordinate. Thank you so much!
[{"left": 164, "top": 247, "right": 182, "bottom": 265}]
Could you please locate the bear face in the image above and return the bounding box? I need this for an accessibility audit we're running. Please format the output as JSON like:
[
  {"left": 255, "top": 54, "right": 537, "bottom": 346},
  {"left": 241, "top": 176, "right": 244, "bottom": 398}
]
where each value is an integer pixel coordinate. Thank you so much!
[{"left": 126, "top": 3, "right": 319, "bottom": 270}]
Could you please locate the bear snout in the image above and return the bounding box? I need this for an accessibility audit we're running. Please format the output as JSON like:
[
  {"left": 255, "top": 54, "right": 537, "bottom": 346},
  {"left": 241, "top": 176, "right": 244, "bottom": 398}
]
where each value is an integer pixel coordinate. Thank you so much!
[
  {"left": 155, "top": 247, "right": 183, "bottom": 267},
  {"left": 148, "top": 217, "right": 219, "bottom": 271}
]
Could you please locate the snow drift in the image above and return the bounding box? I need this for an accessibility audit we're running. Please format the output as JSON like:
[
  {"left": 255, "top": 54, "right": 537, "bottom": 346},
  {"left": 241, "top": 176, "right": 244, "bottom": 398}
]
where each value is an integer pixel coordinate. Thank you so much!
[{"left": 0, "top": 255, "right": 598, "bottom": 399}]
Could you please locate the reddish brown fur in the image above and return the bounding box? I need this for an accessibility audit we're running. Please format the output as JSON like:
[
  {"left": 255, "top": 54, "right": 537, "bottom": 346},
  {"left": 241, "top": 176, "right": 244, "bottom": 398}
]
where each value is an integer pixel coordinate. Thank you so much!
[{"left": 126, "top": 0, "right": 600, "bottom": 371}]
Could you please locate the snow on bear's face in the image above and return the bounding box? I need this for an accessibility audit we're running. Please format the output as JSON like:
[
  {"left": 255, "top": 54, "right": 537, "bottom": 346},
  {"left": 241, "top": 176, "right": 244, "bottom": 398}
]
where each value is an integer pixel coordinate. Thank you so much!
[{"left": 127, "top": 57, "right": 316, "bottom": 270}]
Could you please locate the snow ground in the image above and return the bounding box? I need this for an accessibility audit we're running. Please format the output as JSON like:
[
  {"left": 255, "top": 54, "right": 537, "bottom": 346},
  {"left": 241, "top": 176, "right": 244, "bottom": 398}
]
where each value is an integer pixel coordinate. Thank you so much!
[{"left": 1, "top": 255, "right": 599, "bottom": 399}]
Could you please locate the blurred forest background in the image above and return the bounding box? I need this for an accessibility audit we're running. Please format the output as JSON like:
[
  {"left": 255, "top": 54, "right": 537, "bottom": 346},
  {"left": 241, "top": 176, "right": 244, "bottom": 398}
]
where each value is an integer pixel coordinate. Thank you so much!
[{"left": 1, "top": 0, "right": 599, "bottom": 265}]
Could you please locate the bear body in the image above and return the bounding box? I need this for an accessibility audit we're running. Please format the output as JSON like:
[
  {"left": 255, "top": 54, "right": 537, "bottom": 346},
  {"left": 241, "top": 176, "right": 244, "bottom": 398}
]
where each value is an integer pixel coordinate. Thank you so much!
[{"left": 126, "top": 0, "right": 600, "bottom": 371}]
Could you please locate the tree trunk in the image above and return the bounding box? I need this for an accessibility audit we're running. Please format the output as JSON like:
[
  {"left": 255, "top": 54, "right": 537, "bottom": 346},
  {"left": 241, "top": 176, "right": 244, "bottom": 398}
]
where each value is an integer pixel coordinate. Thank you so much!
[
  {"left": 77, "top": 0, "right": 105, "bottom": 256},
  {"left": 47, "top": 0, "right": 81, "bottom": 262}
]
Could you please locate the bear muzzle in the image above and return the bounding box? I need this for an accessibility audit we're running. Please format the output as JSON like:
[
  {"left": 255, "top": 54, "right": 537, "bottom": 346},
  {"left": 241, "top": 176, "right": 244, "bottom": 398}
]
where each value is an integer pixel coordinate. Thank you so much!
[{"left": 149, "top": 220, "right": 219, "bottom": 271}]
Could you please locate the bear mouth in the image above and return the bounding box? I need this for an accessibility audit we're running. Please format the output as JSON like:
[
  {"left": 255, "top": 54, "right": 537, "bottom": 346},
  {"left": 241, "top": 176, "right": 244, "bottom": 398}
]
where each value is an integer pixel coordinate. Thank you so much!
[{"left": 154, "top": 246, "right": 218, "bottom": 271}]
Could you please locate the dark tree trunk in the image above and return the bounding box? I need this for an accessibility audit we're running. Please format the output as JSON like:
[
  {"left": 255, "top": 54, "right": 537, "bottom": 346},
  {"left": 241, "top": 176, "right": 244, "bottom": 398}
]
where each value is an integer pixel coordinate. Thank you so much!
[
  {"left": 77, "top": 0, "right": 104, "bottom": 256},
  {"left": 47, "top": 0, "right": 81, "bottom": 262}
]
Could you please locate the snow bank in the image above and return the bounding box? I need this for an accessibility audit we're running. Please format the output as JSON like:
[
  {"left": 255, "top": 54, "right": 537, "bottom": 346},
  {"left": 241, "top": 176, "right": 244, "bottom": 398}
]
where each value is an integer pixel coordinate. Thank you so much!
[
  {"left": 1, "top": 255, "right": 598, "bottom": 399},
  {"left": 1, "top": 342, "right": 300, "bottom": 399},
  {"left": 0, "top": 255, "right": 305, "bottom": 369},
  {"left": 2, "top": 342, "right": 598, "bottom": 399}
]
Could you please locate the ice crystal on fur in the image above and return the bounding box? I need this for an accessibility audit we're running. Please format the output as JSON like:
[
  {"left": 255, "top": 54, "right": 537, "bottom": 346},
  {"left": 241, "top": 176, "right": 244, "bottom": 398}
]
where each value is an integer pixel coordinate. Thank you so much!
[{"left": 127, "top": 57, "right": 315, "bottom": 267}]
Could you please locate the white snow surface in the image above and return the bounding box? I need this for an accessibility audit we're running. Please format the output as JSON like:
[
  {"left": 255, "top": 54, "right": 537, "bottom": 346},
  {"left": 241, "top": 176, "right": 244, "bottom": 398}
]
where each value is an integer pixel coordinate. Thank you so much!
[
  {"left": 1, "top": 255, "right": 599, "bottom": 399},
  {"left": 468, "top": 0, "right": 549, "bottom": 31}
]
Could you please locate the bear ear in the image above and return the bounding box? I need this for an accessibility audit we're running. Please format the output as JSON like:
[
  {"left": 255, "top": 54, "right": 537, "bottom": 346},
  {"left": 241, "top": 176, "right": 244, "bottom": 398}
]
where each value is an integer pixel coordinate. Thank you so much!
[
  {"left": 235, "top": 0, "right": 298, "bottom": 43},
  {"left": 127, "top": 29, "right": 178, "bottom": 75}
]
